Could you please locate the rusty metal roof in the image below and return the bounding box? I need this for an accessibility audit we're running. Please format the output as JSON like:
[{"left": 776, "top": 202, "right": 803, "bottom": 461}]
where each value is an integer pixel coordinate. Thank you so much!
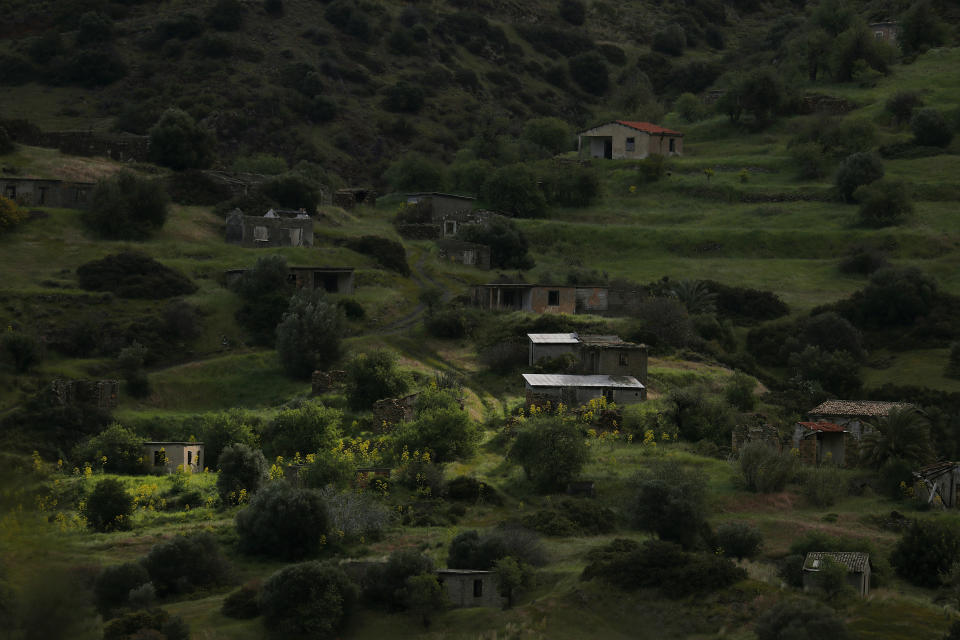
[
  {"left": 803, "top": 552, "right": 870, "bottom": 573},
  {"left": 797, "top": 421, "right": 846, "bottom": 433},
  {"left": 522, "top": 374, "right": 644, "bottom": 389}
]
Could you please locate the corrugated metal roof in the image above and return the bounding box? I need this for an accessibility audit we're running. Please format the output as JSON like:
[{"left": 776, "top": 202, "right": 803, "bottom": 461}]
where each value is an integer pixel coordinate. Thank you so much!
[
  {"left": 522, "top": 374, "right": 644, "bottom": 389},
  {"left": 803, "top": 552, "right": 870, "bottom": 573},
  {"left": 527, "top": 333, "right": 580, "bottom": 344}
]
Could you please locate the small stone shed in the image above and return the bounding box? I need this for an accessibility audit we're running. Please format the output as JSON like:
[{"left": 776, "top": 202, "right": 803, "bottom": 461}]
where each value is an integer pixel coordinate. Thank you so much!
[
  {"left": 435, "top": 569, "right": 504, "bottom": 608},
  {"left": 287, "top": 266, "right": 355, "bottom": 294},
  {"left": 225, "top": 208, "right": 313, "bottom": 248},
  {"left": 577, "top": 120, "right": 683, "bottom": 160},
  {"left": 523, "top": 373, "right": 646, "bottom": 408},
  {"left": 142, "top": 442, "right": 204, "bottom": 474},
  {"left": 436, "top": 239, "right": 491, "bottom": 269},
  {"left": 793, "top": 421, "right": 849, "bottom": 466},
  {"left": 731, "top": 416, "right": 782, "bottom": 455},
  {"left": 802, "top": 552, "right": 871, "bottom": 597},
  {"left": 406, "top": 192, "right": 476, "bottom": 221},
  {"left": 50, "top": 378, "right": 119, "bottom": 410},
  {"left": 472, "top": 283, "right": 609, "bottom": 315},
  {"left": 0, "top": 177, "right": 94, "bottom": 209},
  {"left": 913, "top": 461, "right": 960, "bottom": 508},
  {"left": 334, "top": 188, "right": 377, "bottom": 209},
  {"left": 869, "top": 21, "right": 899, "bottom": 43},
  {"left": 438, "top": 209, "right": 495, "bottom": 239},
  {"left": 528, "top": 333, "right": 648, "bottom": 384},
  {"left": 372, "top": 392, "right": 420, "bottom": 429}
]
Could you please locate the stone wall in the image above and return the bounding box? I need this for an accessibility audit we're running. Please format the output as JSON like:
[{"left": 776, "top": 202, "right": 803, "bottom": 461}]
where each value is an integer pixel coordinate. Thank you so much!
[{"left": 311, "top": 369, "right": 347, "bottom": 395}]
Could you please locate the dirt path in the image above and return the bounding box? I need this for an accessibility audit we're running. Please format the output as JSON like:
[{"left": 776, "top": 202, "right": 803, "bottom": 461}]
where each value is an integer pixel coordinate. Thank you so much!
[{"left": 380, "top": 248, "right": 454, "bottom": 335}]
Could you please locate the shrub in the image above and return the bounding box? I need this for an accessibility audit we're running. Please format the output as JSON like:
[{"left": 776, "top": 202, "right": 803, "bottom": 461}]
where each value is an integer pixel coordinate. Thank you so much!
[
  {"left": 457, "top": 217, "right": 534, "bottom": 269},
  {"left": 148, "top": 108, "right": 214, "bottom": 171},
  {"left": 320, "top": 487, "right": 393, "bottom": 540},
  {"left": 206, "top": 0, "right": 244, "bottom": 31},
  {"left": 800, "top": 465, "right": 847, "bottom": 507},
  {"left": 703, "top": 280, "right": 789, "bottom": 324},
  {"left": 0, "top": 194, "right": 27, "bottom": 233},
  {"left": 66, "top": 47, "right": 127, "bottom": 87},
  {"left": 199, "top": 410, "right": 258, "bottom": 469},
  {"left": 231, "top": 255, "right": 293, "bottom": 346},
  {"left": 738, "top": 442, "right": 794, "bottom": 493},
  {"left": 74, "top": 424, "right": 144, "bottom": 474},
  {"left": 899, "top": 0, "right": 949, "bottom": 55},
  {"left": 276, "top": 289, "right": 344, "bottom": 379},
  {"left": 911, "top": 108, "right": 953, "bottom": 148},
  {"left": 260, "top": 174, "right": 320, "bottom": 212},
  {"left": 342, "top": 236, "right": 410, "bottom": 275},
  {"left": 236, "top": 482, "right": 328, "bottom": 559},
  {"left": 260, "top": 561, "right": 357, "bottom": 637},
  {"left": 754, "top": 598, "right": 849, "bottom": 640},
  {"left": 674, "top": 93, "right": 706, "bottom": 123},
  {"left": 141, "top": 532, "right": 231, "bottom": 596},
  {"left": 790, "top": 142, "right": 830, "bottom": 179},
  {"left": 630, "top": 297, "right": 694, "bottom": 351},
  {"left": 788, "top": 346, "right": 862, "bottom": 397},
  {"left": 886, "top": 91, "right": 923, "bottom": 126},
  {"left": 83, "top": 478, "right": 133, "bottom": 532},
  {"left": 77, "top": 11, "right": 114, "bottom": 45},
  {"left": 362, "top": 549, "right": 434, "bottom": 609},
  {"left": 541, "top": 164, "right": 600, "bottom": 207},
  {"left": 839, "top": 245, "right": 889, "bottom": 275},
  {"left": 345, "top": 350, "right": 410, "bottom": 411},
  {"left": 221, "top": 581, "right": 260, "bottom": 619},
  {"left": 383, "top": 82, "right": 425, "bottom": 113},
  {"left": 652, "top": 25, "right": 686, "bottom": 56},
  {"left": 447, "top": 528, "right": 547, "bottom": 570},
  {"left": 259, "top": 401, "right": 342, "bottom": 460},
  {"left": 509, "top": 417, "right": 589, "bottom": 493},
  {"left": 664, "top": 386, "right": 735, "bottom": 444},
  {"left": 724, "top": 371, "right": 756, "bottom": 410},
  {"left": 558, "top": 0, "right": 586, "bottom": 25},
  {"left": 835, "top": 152, "right": 884, "bottom": 202},
  {"left": 628, "top": 460, "right": 709, "bottom": 549},
  {"left": 568, "top": 51, "right": 609, "bottom": 94},
  {"left": 83, "top": 172, "right": 169, "bottom": 240},
  {"left": 93, "top": 562, "right": 150, "bottom": 616},
  {"left": 103, "top": 609, "right": 189, "bottom": 640},
  {"left": 716, "top": 521, "right": 763, "bottom": 560},
  {"left": 393, "top": 407, "right": 480, "bottom": 463},
  {"left": 481, "top": 165, "right": 547, "bottom": 218},
  {"left": 118, "top": 341, "right": 149, "bottom": 398},
  {"left": 76, "top": 252, "right": 196, "bottom": 299},
  {"left": 855, "top": 178, "right": 913, "bottom": 227},
  {"left": 383, "top": 153, "right": 446, "bottom": 192},
  {"left": 1, "top": 331, "right": 40, "bottom": 373},
  {"left": 216, "top": 443, "right": 268, "bottom": 504},
  {"left": 522, "top": 117, "right": 571, "bottom": 155}
]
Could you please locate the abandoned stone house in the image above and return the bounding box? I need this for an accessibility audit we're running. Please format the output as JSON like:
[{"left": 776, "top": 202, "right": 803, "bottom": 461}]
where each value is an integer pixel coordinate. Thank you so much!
[
  {"left": 0, "top": 177, "right": 94, "bottom": 209},
  {"left": 523, "top": 373, "right": 646, "bottom": 408},
  {"left": 142, "top": 442, "right": 204, "bottom": 474},
  {"left": 793, "top": 400, "right": 914, "bottom": 466},
  {"left": 472, "top": 283, "right": 609, "bottom": 315},
  {"left": 527, "top": 333, "right": 648, "bottom": 384},
  {"left": 869, "top": 21, "right": 899, "bottom": 43},
  {"left": 913, "top": 461, "right": 960, "bottom": 508},
  {"left": 405, "top": 192, "right": 476, "bottom": 221},
  {"left": 802, "top": 552, "right": 871, "bottom": 597},
  {"left": 334, "top": 188, "right": 377, "bottom": 209},
  {"left": 731, "top": 416, "right": 782, "bottom": 455},
  {"left": 225, "top": 208, "right": 313, "bottom": 248},
  {"left": 577, "top": 121, "right": 684, "bottom": 160},
  {"left": 372, "top": 392, "right": 420, "bottom": 430},
  {"left": 51, "top": 378, "right": 119, "bottom": 410},
  {"left": 435, "top": 569, "right": 504, "bottom": 608},
  {"left": 225, "top": 266, "right": 354, "bottom": 294},
  {"left": 438, "top": 209, "right": 496, "bottom": 239},
  {"left": 436, "top": 239, "right": 491, "bottom": 269}
]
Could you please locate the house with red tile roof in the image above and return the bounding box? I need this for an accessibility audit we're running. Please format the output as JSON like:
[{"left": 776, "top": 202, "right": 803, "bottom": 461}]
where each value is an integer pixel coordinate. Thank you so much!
[{"left": 577, "top": 120, "right": 684, "bottom": 159}]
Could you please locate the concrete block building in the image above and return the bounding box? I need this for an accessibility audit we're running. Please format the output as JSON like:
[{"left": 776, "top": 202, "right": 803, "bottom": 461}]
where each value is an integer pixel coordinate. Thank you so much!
[
  {"left": 472, "top": 284, "right": 609, "bottom": 315},
  {"left": 527, "top": 333, "right": 647, "bottom": 384},
  {"left": 142, "top": 442, "right": 204, "bottom": 474},
  {"left": 523, "top": 373, "right": 646, "bottom": 407},
  {"left": 436, "top": 569, "right": 504, "bottom": 608},
  {"left": 577, "top": 120, "right": 683, "bottom": 159},
  {"left": 225, "top": 208, "right": 313, "bottom": 248},
  {"left": 0, "top": 177, "right": 94, "bottom": 209}
]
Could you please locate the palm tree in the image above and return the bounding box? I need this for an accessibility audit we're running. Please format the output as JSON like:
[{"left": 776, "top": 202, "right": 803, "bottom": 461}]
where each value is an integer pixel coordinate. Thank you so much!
[
  {"left": 669, "top": 279, "right": 717, "bottom": 315},
  {"left": 860, "top": 406, "right": 933, "bottom": 468}
]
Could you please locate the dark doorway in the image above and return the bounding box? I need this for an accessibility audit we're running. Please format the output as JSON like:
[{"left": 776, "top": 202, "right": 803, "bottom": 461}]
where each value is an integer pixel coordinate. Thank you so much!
[{"left": 603, "top": 139, "right": 612, "bottom": 159}]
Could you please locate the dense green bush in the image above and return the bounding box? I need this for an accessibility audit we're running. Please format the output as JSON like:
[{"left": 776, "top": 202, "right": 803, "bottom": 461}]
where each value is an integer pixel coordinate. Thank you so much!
[
  {"left": 148, "top": 109, "right": 214, "bottom": 171},
  {"left": 236, "top": 482, "right": 328, "bottom": 559},
  {"left": 83, "top": 478, "right": 133, "bottom": 532},
  {"left": 790, "top": 142, "right": 830, "bottom": 179},
  {"left": 509, "top": 416, "right": 588, "bottom": 493},
  {"left": 541, "top": 164, "right": 600, "bottom": 207},
  {"left": 581, "top": 539, "right": 746, "bottom": 598},
  {"left": 481, "top": 165, "right": 547, "bottom": 218},
  {"left": 664, "top": 385, "right": 735, "bottom": 444},
  {"left": 260, "top": 561, "right": 357, "bottom": 637},
  {"left": 231, "top": 255, "right": 294, "bottom": 346},
  {"left": 754, "top": 598, "right": 849, "bottom": 640},
  {"left": 738, "top": 442, "right": 794, "bottom": 493},
  {"left": 103, "top": 609, "right": 190, "bottom": 640},
  {"left": 447, "top": 528, "right": 547, "bottom": 570},
  {"left": 76, "top": 12, "right": 114, "bottom": 45},
  {"left": 83, "top": 172, "right": 169, "bottom": 240},
  {"left": 276, "top": 289, "right": 344, "bottom": 379},
  {"left": 724, "top": 371, "right": 757, "bottom": 410},
  {"left": 628, "top": 460, "right": 710, "bottom": 549},
  {"left": 361, "top": 549, "right": 434, "bottom": 610},
  {"left": 911, "top": 108, "right": 953, "bottom": 148},
  {"left": 74, "top": 424, "right": 144, "bottom": 474},
  {"left": 93, "top": 562, "right": 150, "bottom": 616},
  {"left": 221, "top": 581, "right": 261, "bottom": 619},
  {"left": 259, "top": 401, "right": 342, "bottom": 460},
  {"left": 457, "top": 217, "right": 534, "bottom": 269},
  {"left": 886, "top": 91, "right": 923, "bottom": 126},
  {"left": 558, "top": 0, "right": 586, "bottom": 25},
  {"left": 199, "top": 410, "right": 258, "bottom": 469},
  {"left": 1, "top": 331, "right": 41, "bottom": 373},
  {"left": 383, "top": 82, "right": 425, "bottom": 113},
  {"left": 899, "top": 0, "right": 949, "bottom": 55},
  {"left": 141, "top": 532, "right": 232, "bottom": 596},
  {"left": 835, "top": 152, "right": 884, "bottom": 202},
  {"left": 652, "top": 25, "right": 686, "bottom": 56},
  {"left": 829, "top": 266, "right": 939, "bottom": 330},
  {"left": 855, "top": 179, "right": 913, "bottom": 227},
  {"left": 77, "top": 252, "right": 196, "bottom": 299},
  {"left": 394, "top": 406, "right": 480, "bottom": 463},
  {"left": 715, "top": 521, "right": 763, "bottom": 560},
  {"left": 521, "top": 499, "right": 616, "bottom": 537},
  {"left": 800, "top": 465, "right": 847, "bottom": 507},
  {"left": 568, "top": 51, "right": 608, "bottom": 94},
  {"left": 522, "top": 118, "right": 572, "bottom": 155},
  {"left": 345, "top": 350, "right": 410, "bottom": 411},
  {"left": 839, "top": 245, "right": 889, "bottom": 275},
  {"left": 788, "top": 345, "right": 862, "bottom": 397},
  {"left": 342, "top": 236, "right": 410, "bottom": 275},
  {"left": 383, "top": 152, "right": 447, "bottom": 192},
  {"left": 206, "top": 0, "right": 244, "bottom": 30},
  {"left": 216, "top": 443, "right": 268, "bottom": 504}
]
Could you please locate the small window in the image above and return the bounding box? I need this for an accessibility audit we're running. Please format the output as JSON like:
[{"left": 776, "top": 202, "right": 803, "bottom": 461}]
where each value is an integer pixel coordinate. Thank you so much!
[
  {"left": 619, "top": 352, "right": 629, "bottom": 366},
  {"left": 153, "top": 450, "right": 164, "bottom": 466},
  {"left": 669, "top": 138, "right": 676, "bottom": 153},
  {"left": 463, "top": 250, "right": 476, "bottom": 265},
  {"left": 473, "top": 579, "right": 483, "bottom": 597},
  {"left": 253, "top": 226, "right": 269, "bottom": 242},
  {"left": 444, "top": 220, "right": 457, "bottom": 236},
  {"left": 625, "top": 137, "right": 635, "bottom": 152},
  {"left": 874, "top": 31, "right": 884, "bottom": 38},
  {"left": 548, "top": 290, "right": 560, "bottom": 306},
  {"left": 187, "top": 451, "right": 193, "bottom": 466}
]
